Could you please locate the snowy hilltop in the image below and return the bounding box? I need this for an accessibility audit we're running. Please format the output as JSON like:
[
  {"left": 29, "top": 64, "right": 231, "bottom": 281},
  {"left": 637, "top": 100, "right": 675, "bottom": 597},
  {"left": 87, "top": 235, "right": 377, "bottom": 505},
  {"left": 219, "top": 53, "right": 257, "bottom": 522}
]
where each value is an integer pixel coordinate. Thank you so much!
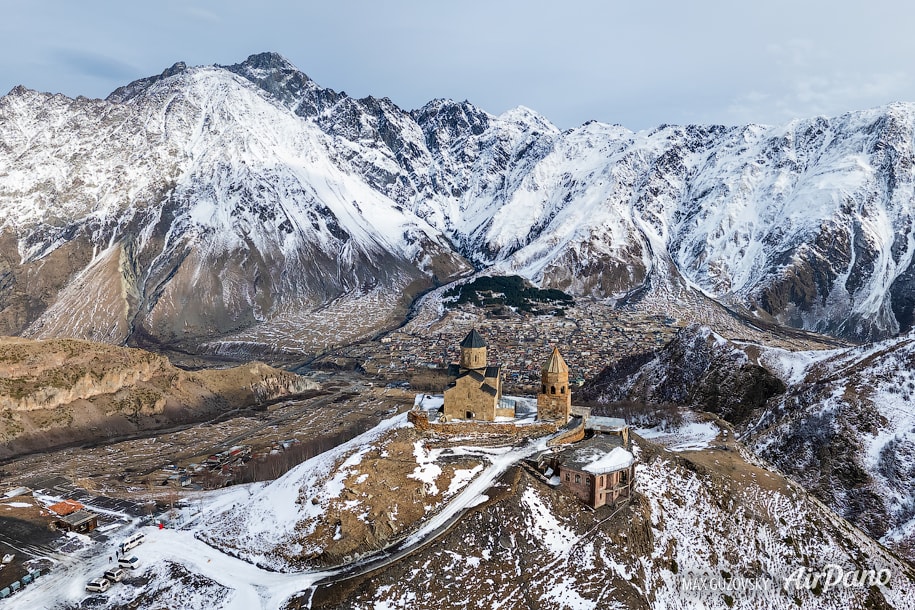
[{"left": 9, "top": 409, "right": 915, "bottom": 609}]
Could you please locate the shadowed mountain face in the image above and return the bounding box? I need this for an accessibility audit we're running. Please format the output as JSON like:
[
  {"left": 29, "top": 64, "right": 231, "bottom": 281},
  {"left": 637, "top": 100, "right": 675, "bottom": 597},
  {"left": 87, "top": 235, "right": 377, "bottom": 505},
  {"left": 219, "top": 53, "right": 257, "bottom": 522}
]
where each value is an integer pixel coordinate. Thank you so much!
[
  {"left": 582, "top": 324, "right": 915, "bottom": 562},
  {"left": 3, "top": 52, "right": 915, "bottom": 352}
]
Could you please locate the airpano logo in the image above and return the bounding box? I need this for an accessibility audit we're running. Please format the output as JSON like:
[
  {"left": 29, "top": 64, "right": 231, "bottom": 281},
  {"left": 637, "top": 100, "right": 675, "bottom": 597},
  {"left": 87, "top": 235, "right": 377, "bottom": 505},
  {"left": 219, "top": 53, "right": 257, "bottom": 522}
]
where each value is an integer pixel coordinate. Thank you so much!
[
  {"left": 782, "top": 564, "right": 892, "bottom": 594},
  {"left": 676, "top": 564, "right": 894, "bottom": 602}
]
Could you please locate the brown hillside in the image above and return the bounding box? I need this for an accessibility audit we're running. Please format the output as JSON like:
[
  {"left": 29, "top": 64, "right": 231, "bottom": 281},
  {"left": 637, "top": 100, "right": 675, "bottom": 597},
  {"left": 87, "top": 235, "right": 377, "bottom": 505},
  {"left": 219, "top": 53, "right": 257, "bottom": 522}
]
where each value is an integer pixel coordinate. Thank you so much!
[{"left": 0, "top": 336, "right": 315, "bottom": 458}]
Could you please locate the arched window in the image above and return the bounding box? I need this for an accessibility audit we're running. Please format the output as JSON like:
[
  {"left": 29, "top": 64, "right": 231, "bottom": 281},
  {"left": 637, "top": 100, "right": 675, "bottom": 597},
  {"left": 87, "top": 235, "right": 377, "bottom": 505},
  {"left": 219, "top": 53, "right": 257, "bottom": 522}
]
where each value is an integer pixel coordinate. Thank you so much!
[
  {"left": 575, "top": 474, "right": 581, "bottom": 483},
  {"left": 560, "top": 386, "right": 565, "bottom": 394},
  {"left": 565, "top": 473, "right": 570, "bottom": 481},
  {"left": 551, "top": 386, "right": 556, "bottom": 395},
  {"left": 542, "top": 384, "right": 547, "bottom": 394}
]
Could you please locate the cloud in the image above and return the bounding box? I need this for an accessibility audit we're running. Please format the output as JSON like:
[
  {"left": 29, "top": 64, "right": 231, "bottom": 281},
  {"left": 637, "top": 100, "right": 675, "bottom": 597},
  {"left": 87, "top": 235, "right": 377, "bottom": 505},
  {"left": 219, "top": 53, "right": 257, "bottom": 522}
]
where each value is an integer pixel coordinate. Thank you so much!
[
  {"left": 726, "top": 37, "right": 911, "bottom": 125},
  {"left": 181, "top": 6, "right": 221, "bottom": 23},
  {"left": 51, "top": 48, "right": 139, "bottom": 82}
]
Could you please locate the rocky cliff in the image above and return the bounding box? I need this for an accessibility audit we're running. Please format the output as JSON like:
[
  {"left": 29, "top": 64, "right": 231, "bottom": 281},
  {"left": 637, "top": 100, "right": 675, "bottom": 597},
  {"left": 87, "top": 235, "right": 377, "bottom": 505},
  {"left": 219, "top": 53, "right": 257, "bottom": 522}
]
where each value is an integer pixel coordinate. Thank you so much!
[{"left": 582, "top": 325, "right": 915, "bottom": 563}]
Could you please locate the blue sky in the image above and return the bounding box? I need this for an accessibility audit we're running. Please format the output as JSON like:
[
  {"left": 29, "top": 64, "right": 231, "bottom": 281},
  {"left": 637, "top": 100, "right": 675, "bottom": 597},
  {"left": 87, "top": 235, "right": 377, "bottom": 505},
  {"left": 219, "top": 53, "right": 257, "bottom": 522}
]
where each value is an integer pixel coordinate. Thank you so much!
[{"left": 1, "top": 0, "right": 911, "bottom": 130}]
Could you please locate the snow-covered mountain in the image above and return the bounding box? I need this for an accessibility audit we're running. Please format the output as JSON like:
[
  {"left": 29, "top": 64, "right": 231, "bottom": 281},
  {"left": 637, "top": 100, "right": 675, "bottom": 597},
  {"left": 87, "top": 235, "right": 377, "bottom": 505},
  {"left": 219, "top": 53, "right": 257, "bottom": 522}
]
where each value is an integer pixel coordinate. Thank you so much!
[
  {"left": 3, "top": 52, "right": 915, "bottom": 351},
  {"left": 0, "top": 55, "right": 471, "bottom": 353}
]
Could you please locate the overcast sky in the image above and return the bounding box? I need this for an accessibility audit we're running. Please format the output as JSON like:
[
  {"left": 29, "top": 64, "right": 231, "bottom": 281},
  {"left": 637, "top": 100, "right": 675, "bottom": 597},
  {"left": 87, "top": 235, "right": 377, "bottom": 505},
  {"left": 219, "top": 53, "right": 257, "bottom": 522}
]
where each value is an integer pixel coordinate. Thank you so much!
[{"left": 1, "top": 0, "right": 911, "bottom": 130}]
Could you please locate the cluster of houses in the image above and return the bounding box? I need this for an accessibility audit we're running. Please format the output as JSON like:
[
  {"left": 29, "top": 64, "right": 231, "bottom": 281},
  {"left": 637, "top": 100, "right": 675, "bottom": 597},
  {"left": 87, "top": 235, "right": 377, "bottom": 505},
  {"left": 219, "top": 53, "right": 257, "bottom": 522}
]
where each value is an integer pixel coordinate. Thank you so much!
[
  {"left": 140, "top": 439, "right": 303, "bottom": 488},
  {"left": 417, "top": 329, "right": 636, "bottom": 510},
  {"left": 364, "top": 305, "right": 678, "bottom": 389}
]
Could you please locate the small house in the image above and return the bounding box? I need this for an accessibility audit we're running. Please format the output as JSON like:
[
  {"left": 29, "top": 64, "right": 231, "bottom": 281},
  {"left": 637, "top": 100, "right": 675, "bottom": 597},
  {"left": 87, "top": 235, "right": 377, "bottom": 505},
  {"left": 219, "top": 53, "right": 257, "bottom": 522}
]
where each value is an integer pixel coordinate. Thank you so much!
[
  {"left": 56, "top": 509, "right": 99, "bottom": 533},
  {"left": 556, "top": 435, "right": 635, "bottom": 509}
]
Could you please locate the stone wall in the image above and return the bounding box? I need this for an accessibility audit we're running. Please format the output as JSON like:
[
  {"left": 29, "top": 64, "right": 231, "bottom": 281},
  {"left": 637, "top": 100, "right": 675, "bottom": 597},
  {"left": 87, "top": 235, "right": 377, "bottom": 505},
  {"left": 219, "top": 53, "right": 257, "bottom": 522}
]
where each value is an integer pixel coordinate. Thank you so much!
[
  {"left": 547, "top": 417, "right": 585, "bottom": 446},
  {"left": 409, "top": 409, "right": 557, "bottom": 438}
]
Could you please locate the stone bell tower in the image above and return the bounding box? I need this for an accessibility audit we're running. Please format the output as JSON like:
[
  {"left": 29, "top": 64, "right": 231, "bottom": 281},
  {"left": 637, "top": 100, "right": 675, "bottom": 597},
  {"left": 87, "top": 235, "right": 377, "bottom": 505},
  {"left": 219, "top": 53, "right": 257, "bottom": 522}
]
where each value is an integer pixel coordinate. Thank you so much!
[
  {"left": 537, "top": 347, "right": 571, "bottom": 423},
  {"left": 459, "top": 328, "right": 487, "bottom": 372}
]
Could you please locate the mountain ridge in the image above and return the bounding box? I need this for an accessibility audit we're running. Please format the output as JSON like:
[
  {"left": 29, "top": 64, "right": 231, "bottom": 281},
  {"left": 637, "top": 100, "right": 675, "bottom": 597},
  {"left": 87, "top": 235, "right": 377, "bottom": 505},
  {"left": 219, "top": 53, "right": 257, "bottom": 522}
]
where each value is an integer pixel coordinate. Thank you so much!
[{"left": 3, "top": 53, "right": 915, "bottom": 351}]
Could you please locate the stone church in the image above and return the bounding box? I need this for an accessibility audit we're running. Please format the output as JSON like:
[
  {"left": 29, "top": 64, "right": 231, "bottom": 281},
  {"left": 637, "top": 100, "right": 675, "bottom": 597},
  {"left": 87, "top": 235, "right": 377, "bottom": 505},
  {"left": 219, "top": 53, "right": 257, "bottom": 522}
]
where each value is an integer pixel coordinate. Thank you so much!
[
  {"left": 442, "top": 329, "right": 513, "bottom": 421},
  {"left": 442, "top": 329, "right": 574, "bottom": 424},
  {"left": 537, "top": 347, "right": 571, "bottom": 424}
]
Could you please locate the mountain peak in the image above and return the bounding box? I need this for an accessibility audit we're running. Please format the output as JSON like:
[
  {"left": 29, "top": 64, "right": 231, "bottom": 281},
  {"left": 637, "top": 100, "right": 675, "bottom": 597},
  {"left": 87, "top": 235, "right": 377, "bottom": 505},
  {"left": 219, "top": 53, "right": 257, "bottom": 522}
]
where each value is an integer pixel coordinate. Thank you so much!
[
  {"left": 6, "top": 84, "right": 31, "bottom": 97},
  {"left": 232, "top": 52, "right": 299, "bottom": 76},
  {"left": 219, "top": 52, "right": 346, "bottom": 118},
  {"left": 161, "top": 61, "right": 188, "bottom": 78}
]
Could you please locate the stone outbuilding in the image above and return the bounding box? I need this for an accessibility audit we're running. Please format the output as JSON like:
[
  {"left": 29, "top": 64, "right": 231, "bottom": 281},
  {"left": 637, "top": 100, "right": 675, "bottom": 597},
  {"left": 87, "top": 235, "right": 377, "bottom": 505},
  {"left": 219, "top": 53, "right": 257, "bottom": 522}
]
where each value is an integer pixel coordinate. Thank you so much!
[{"left": 443, "top": 329, "right": 512, "bottom": 421}]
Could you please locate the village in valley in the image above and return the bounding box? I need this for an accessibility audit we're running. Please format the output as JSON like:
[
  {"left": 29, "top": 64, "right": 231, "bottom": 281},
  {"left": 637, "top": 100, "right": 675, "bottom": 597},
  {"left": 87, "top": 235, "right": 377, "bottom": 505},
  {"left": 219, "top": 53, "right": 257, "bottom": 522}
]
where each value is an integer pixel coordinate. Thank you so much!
[
  {"left": 313, "top": 295, "right": 685, "bottom": 394},
  {"left": 2, "top": 309, "right": 910, "bottom": 610}
]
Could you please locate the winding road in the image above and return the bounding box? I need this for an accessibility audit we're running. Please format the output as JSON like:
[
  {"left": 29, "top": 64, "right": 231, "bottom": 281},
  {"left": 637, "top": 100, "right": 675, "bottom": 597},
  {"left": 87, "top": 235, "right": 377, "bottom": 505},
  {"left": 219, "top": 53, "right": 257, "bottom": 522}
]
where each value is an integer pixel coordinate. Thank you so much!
[{"left": 7, "top": 428, "right": 556, "bottom": 610}]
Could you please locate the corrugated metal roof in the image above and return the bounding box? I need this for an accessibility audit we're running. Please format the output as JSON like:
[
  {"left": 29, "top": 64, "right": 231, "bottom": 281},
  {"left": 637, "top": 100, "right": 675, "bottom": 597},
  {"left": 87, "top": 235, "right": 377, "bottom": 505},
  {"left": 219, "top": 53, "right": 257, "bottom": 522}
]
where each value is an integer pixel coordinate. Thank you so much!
[{"left": 59, "top": 509, "right": 97, "bottom": 526}]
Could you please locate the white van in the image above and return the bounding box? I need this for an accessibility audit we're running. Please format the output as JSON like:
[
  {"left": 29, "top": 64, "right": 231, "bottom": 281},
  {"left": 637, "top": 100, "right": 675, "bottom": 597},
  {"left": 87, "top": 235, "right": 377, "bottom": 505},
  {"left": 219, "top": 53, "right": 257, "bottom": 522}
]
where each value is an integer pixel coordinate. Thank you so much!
[{"left": 118, "top": 532, "right": 145, "bottom": 553}]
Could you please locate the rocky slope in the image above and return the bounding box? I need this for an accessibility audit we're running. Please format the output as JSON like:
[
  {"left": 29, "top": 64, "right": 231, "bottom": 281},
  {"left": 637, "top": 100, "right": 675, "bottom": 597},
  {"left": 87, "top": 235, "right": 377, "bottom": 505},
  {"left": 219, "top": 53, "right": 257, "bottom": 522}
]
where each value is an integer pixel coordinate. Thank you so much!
[
  {"left": 3, "top": 53, "right": 915, "bottom": 352},
  {"left": 304, "top": 437, "right": 915, "bottom": 610},
  {"left": 0, "top": 336, "right": 316, "bottom": 458},
  {"left": 582, "top": 325, "right": 915, "bottom": 563},
  {"left": 14, "top": 418, "right": 915, "bottom": 610}
]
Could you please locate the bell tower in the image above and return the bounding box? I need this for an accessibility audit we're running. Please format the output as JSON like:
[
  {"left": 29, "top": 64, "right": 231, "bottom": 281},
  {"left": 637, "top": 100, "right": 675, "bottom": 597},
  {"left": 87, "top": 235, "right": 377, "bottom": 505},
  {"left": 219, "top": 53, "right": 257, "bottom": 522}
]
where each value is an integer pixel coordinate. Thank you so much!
[
  {"left": 537, "top": 347, "right": 571, "bottom": 423},
  {"left": 459, "top": 328, "right": 487, "bottom": 372}
]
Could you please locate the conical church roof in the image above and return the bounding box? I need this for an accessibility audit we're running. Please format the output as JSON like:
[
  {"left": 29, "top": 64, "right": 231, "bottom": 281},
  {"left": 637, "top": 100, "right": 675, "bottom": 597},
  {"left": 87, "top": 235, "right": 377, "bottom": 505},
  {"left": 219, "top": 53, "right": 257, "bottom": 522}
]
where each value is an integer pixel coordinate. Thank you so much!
[
  {"left": 460, "top": 328, "right": 487, "bottom": 348},
  {"left": 542, "top": 347, "right": 569, "bottom": 373}
]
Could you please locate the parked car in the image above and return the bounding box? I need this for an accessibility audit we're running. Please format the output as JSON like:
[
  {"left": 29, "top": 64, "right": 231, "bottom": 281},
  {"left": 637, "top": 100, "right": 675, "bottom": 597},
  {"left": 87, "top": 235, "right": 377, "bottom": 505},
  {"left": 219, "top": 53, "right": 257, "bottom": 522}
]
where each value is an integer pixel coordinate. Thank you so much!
[
  {"left": 118, "top": 556, "right": 140, "bottom": 570},
  {"left": 103, "top": 568, "right": 125, "bottom": 583},
  {"left": 85, "top": 578, "right": 110, "bottom": 592}
]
